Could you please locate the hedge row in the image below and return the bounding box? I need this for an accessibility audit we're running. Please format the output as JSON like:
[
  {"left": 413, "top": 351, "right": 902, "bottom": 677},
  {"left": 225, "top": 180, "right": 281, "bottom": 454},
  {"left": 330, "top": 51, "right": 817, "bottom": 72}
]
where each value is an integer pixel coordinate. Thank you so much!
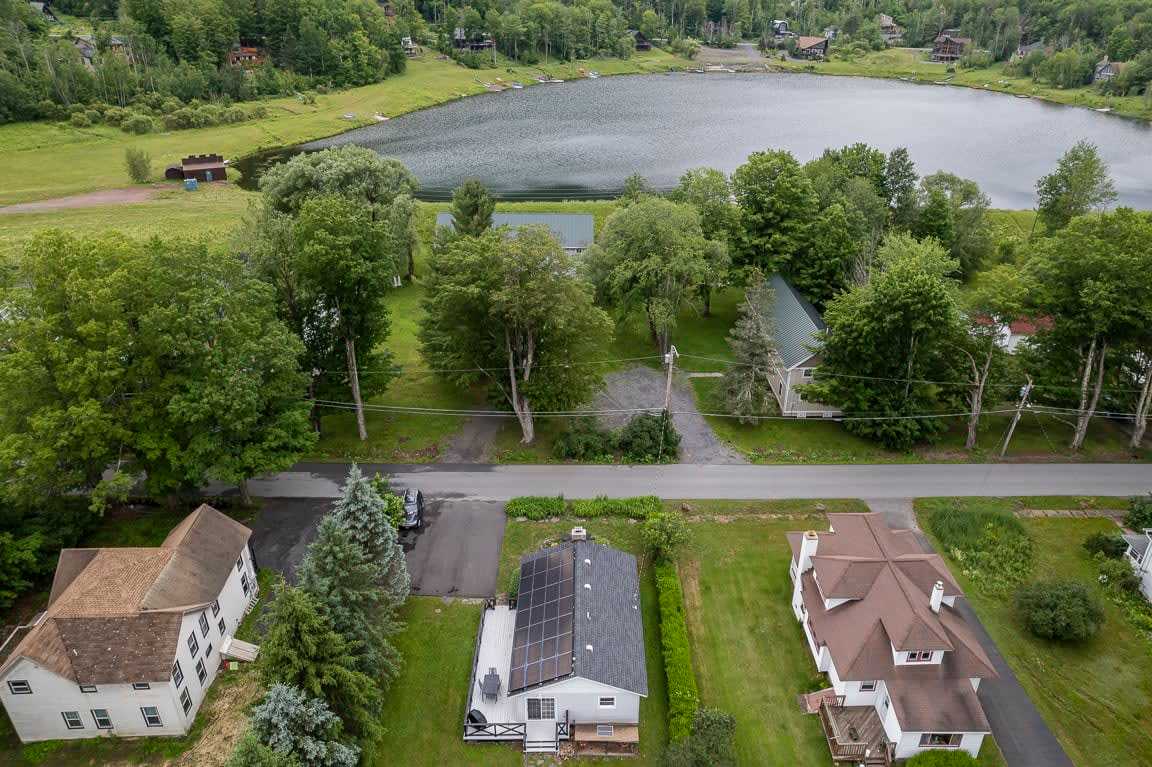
[
  {"left": 654, "top": 560, "right": 700, "bottom": 741},
  {"left": 504, "top": 495, "right": 662, "bottom": 520}
]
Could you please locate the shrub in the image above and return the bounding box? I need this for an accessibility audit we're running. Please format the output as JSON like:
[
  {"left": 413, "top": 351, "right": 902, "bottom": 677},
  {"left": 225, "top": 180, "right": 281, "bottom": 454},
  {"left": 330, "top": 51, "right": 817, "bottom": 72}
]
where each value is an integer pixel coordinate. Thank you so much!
[
  {"left": 905, "top": 751, "right": 979, "bottom": 767},
  {"left": 1016, "top": 579, "right": 1104, "bottom": 642},
  {"left": 1083, "top": 532, "right": 1128, "bottom": 559},
  {"left": 121, "top": 113, "right": 155, "bottom": 134},
  {"left": 1126, "top": 493, "right": 1152, "bottom": 530},
  {"left": 1097, "top": 555, "right": 1141, "bottom": 594},
  {"left": 643, "top": 510, "right": 691, "bottom": 561},
  {"left": 553, "top": 416, "right": 615, "bottom": 460},
  {"left": 103, "top": 106, "right": 130, "bottom": 126},
  {"left": 663, "top": 707, "right": 736, "bottom": 767},
  {"left": 570, "top": 495, "right": 661, "bottom": 519},
  {"left": 618, "top": 411, "right": 680, "bottom": 462},
  {"left": 124, "top": 147, "right": 152, "bottom": 184},
  {"left": 927, "top": 501, "right": 1033, "bottom": 594},
  {"left": 68, "top": 111, "right": 91, "bottom": 128},
  {"left": 504, "top": 496, "right": 565, "bottom": 520},
  {"left": 248, "top": 684, "right": 359, "bottom": 767},
  {"left": 654, "top": 560, "right": 699, "bottom": 740}
]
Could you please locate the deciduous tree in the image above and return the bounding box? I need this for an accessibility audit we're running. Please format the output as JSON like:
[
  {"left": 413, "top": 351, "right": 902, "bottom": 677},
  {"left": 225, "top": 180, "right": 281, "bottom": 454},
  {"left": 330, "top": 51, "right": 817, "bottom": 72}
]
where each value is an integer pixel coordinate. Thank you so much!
[
  {"left": 732, "top": 149, "right": 818, "bottom": 270},
  {"left": 1035, "top": 140, "right": 1117, "bottom": 232}
]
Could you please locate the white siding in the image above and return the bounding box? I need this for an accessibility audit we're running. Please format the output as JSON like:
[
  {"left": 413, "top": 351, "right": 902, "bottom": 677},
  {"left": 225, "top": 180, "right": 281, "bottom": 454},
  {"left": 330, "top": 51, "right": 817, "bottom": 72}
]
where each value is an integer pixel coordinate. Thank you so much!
[
  {"left": 509, "top": 677, "right": 641, "bottom": 725},
  {"left": 895, "top": 731, "right": 985, "bottom": 759},
  {"left": 772, "top": 365, "right": 841, "bottom": 417}
]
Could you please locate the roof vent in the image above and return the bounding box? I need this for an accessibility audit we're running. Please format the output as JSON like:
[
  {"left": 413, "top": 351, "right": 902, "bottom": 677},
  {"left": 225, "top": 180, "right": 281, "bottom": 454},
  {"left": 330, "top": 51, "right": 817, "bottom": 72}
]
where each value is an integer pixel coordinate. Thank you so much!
[
  {"left": 584, "top": 583, "right": 592, "bottom": 590},
  {"left": 571, "top": 526, "right": 588, "bottom": 541},
  {"left": 585, "top": 644, "right": 594, "bottom": 653},
  {"left": 584, "top": 558, "right": 592, "bottom": 566}
]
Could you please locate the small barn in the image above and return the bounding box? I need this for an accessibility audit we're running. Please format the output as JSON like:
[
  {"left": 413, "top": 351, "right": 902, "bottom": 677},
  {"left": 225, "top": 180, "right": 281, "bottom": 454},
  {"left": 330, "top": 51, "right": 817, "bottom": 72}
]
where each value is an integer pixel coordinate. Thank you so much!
[
  {"left": 165, "top": 154, "right": 228, "bottom": 183},
  {"left": 794, "top": 36, "right": 829, "bottom": 60}
]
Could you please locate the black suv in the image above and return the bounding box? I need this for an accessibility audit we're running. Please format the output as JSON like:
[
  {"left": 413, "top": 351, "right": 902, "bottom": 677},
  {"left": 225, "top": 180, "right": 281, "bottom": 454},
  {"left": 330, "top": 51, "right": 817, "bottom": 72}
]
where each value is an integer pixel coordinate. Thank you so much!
[{"left": 399, "top": 488, "right": 424, "bottom": 529}]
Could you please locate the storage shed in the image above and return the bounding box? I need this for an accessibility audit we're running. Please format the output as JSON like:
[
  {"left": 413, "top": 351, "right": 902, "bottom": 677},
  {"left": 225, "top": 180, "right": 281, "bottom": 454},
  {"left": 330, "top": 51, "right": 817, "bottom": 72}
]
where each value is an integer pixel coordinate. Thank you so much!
[{"left": 165, "top": 154, "right": 228, "bottom": 182}]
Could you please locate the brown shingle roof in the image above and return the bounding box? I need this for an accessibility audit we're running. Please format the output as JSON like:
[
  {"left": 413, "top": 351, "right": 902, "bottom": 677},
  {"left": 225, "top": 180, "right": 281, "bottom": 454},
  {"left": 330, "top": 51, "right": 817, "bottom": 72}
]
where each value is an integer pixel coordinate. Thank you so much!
[
  {"left": 796, "top": 36, "right": 827, "bottom": 49},
  {"left": 886, "top": 677, "right": 990, "bottom": 732},
  {"left": 0, "top": 506, "right": 250, "bottom": 685}
]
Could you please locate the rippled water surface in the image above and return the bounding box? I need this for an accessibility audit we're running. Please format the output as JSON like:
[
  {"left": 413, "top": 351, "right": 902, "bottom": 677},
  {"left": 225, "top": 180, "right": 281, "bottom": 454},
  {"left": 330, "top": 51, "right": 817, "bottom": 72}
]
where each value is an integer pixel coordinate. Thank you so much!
[{"left": 300, "top": 73, "right": 1152, "bottom": 208}]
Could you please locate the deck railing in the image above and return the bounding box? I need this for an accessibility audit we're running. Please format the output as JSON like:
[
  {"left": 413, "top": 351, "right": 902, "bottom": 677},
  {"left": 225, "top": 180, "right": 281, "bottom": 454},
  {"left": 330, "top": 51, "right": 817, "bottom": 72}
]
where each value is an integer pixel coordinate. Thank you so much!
[
  {"left": 557, "top": 710, "right": 570, "bottom": 740},
  {"left": 464, "top": 721, "right": 526, "bottom": 740},
  {"left": 817, "top": 699, "right": 891, "bottom": 766}
]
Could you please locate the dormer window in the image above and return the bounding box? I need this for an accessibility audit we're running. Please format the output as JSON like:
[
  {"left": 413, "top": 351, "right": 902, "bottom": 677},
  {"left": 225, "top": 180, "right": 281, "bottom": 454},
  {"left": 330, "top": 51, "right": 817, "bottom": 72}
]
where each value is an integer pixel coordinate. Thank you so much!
[{"left": 907, "top": 650, "right": 934, "bottom": 662}]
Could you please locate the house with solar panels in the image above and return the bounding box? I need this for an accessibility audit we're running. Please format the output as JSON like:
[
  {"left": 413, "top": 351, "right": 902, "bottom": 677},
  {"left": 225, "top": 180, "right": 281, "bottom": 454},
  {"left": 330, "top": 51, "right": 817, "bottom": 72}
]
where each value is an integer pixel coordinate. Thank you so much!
[
  {"left": 767, "top": 274, "right": 841, "bottom": 418},
  {"left": 463, "top": 534, "right": 648, "bottom": 755},
  {"left": 435, "top": 212, "right": 596, "bottom": 253}
]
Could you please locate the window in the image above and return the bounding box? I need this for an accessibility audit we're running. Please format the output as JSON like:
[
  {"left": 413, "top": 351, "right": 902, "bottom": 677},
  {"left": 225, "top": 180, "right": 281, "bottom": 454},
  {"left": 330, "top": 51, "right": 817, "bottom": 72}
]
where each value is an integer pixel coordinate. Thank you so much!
[
  {"left": 195, "top": 659, "right": 207, "bottom": 684},
  {"left": 236, "top": 555, "right": 244, "bottom": 572},
  {"left": 79, "top": 684, "right": 97, "bottom": 693},
  {"left": 172, "top": 660, "right": 184, "bottom": 688},
  {"left": 211, "top": 599, "right": 221, "bottom": 617},
  {"left": 141, "top": 706, "right": 163, "bottom": 728},
  {"left": 92, "top": 709, "right": 112, "bottom": 729},
  {"left": 180, "top": 688, "right": 192, "bottom": 714},
  {"left": 132, "top": 682, "right": 151, "bottom": 690},
  {"left": 596, "top": 724, "right": 615, "bottom": 737},
  {"left": 907, "top": 650, "right": 933, "bottom": 662},
  {"left": 199, "top": 613, "right": 210, "bottom": 638},
  {"left": 526, "top": 698, "right": 555, "bottom": 720},
  {"left": 204, "top": 643, "right": 213, "bottom": 658},
  {"left": 802, "top": 368, "right": 814, "bottom": 378},
  {"left": 881, "top": 696, "right": 890, "bottom": 712},
  {"left": 61, "top": 711, "right": 84, "bottom": 730},
  {"left": 598, "top": 696, "right": 616, "bottom": 708},
  {"left": 919, "top": 733, "right": 962, "bottom": 748},
  {"left": 7, "top": 680, "right": 31, "bottom": 695},
  {"left": 240, "top": 571, "right": 251, "bottom": 596},
  {"left": 187, "top": 632, "right": 200, "bottom": 657},
  {"left": 217, "top": 618, "right": 226, "bottom": 635},
  {"left": 859, "top": 681, "right": 877, "bottom": 692}
]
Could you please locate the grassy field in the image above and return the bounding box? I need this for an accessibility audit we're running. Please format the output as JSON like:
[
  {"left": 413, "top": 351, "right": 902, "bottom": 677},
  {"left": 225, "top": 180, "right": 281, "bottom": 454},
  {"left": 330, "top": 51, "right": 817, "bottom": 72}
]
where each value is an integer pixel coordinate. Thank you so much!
[
  {"left": 0, "top": 51, "right": 686, "bottom": 206},
  {"left": 773, "top": 47, "right": 1152, "bottom": 121},
  {"left": 917, "top": 503, "right": 1152, "bottom": 767}
]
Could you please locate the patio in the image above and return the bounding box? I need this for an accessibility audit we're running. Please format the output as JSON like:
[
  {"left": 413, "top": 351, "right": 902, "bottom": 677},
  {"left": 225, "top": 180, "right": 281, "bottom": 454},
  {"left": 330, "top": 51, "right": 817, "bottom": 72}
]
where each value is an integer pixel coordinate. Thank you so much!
[
  {"left": 463, "top": 604, "right": 521, "bottom": 738},
  {"left": 817, "top": 696, "right": 892, "bottom": 766}
]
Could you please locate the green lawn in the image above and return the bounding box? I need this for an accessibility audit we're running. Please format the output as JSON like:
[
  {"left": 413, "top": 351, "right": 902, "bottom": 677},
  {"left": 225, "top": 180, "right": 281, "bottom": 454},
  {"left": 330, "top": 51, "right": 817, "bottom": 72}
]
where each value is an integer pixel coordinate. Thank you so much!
[
  {"left": 0, "top": 51, "right": 686, "bottom": 206},
  {"left": 917, "top": 504, "right": 1152, "bottom": 767},
  {"left": 774, "top": 47, "right": 1152, "bottom": 121}
]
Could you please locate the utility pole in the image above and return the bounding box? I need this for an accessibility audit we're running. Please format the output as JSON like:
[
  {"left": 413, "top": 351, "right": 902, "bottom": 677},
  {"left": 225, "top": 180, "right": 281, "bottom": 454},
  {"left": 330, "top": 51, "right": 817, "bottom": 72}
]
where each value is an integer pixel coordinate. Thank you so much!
[
  {"left": 999, "top": 376, "right": 1033, "bottom": 458},
  {"left": 663, "top": 345, "right": 679, "bottom": 412}
]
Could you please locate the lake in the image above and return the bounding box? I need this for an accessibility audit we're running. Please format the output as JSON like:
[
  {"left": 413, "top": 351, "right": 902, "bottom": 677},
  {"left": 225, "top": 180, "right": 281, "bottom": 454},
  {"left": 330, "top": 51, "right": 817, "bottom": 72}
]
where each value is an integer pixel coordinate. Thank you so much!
[{"left": 273, "top": 73, "right": 1152, "bottom": 208}]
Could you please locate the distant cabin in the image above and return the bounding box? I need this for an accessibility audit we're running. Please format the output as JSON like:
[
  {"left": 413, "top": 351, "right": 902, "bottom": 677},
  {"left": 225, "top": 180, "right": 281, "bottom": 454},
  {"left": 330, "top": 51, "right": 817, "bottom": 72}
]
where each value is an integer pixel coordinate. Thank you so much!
[
  {"left": 1013, "top": 40, "right": 1046, "bottom": 60},
  {"left": 28, "top": 1, "right": 58, "bottom": 22},
  {"left": 794, "top": 36, "right": 829, "bottom": 59},
  {"left": 1094, "top": 58, "right": 1127, "bottom": 82},
  {"left": 71, "top": 33, "right": 129, "bottom": 70},
  {"left": 629, "top": 30, "right": 652, "bottom": 51},
  {"left": 164, "top": 154, "right": 228, "bottom": 183},
  {"left": 878, "top": 14, "right": 903, "bottom": 45},
  {"left": 931, "top": 31, "right": 971, "bottom": 62},
  {"left": 767, "top": 274, "right": 840, "bottom": 418},
  {"left": 453, "top": 27, "right": 494, "bottom": 52},
  {"left": 435, "top": 212, "right": 595, "bottom": 253},
  {"left": 771, "top": 19, "right": 792, "bottom": 39},
  {"left": 402, "top": 36, "right": 420, "bottom": 56},
  {"left": 227, "top": 46, "right": 265, "bottom": 69}
]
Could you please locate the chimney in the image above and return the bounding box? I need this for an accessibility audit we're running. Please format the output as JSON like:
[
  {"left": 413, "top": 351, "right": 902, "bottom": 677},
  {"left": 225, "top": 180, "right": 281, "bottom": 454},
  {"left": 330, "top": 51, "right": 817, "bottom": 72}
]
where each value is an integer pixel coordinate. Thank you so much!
[
  {"left": 930, "top": 580, "right": 944, "bottom": 613},
  {"left": 571, "top": 526, "right": 588, "bottom": 541},
  {"left": 798, "top": 530, "right": 819, "bottom": 571}
]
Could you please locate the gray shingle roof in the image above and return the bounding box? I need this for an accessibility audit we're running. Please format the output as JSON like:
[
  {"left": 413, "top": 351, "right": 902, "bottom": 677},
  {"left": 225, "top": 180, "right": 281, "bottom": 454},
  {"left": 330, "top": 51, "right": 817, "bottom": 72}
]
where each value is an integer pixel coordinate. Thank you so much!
[
  {"left": 769, "top": 273, "right": 824, "bottom": 369},
  {"left": 435, "top": 212, "right": 595, "bottom": 250},
  {"left": 572, "top": 541, "right": 648, "bottom": 696},
  {"left": 1124, "top": 532, "right": 1150, "bottom": 560}
]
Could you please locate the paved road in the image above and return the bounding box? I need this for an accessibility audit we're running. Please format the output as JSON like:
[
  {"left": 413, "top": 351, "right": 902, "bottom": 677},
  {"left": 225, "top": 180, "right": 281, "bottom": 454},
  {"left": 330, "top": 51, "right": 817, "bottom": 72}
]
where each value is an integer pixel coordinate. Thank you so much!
[
  {"left": 248, "top": 497, "right": 505, "bottom": 597},
  {"left": 870, "top": 503, "right": 1074, "bottom": 767},
  {"left": 240, "top": 462, "right": 1152, "bottom": 500}
]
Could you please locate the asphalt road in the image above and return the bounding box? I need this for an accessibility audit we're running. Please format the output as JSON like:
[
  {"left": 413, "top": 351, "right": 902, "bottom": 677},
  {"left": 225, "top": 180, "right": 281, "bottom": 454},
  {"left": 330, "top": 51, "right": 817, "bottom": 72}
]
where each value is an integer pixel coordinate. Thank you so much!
[
  {"left": 240, "top": 462, "right": 1152, "bottom": 500},
  {"left": 248, "top": 497, "right": 505, "bottom": 597}
]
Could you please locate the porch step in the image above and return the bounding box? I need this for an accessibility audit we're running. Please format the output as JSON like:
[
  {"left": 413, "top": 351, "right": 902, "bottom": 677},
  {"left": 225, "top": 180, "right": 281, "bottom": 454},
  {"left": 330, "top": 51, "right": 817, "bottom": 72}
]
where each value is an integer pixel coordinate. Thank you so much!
[{"left": 524, "top": 740, "right": 557, "bottom": 753}]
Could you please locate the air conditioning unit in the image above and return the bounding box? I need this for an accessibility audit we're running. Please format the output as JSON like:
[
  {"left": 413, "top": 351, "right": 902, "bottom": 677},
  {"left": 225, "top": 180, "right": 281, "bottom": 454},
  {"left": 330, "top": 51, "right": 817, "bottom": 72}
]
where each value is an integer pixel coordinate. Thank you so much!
[{"left": 570, "top": 526, "right": 588, "bottom": 541}]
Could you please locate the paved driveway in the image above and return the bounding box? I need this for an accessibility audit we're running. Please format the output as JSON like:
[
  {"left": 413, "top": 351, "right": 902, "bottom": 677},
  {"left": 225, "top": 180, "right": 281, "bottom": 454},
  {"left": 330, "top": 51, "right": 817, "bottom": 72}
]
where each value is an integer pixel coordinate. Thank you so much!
[{"left": 249, "top": 497, "right": 506, "bottom": 598}]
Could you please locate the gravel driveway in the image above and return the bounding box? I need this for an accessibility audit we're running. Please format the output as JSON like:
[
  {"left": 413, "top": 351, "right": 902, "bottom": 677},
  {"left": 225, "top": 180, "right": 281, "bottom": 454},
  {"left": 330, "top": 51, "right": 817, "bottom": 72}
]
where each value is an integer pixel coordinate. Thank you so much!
[{"left": 593, "top": 366, "right": 746, "bottom": 464}]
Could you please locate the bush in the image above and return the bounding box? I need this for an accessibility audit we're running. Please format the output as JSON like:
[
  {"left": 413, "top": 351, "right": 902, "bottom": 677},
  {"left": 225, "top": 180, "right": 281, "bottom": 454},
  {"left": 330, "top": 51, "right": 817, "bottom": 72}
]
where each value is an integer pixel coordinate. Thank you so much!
[
  {"left": 570, "top": 495, "right": 661, "bottom": 519},
  {"left": 1083, "top": 532, "right": 1128, "bottom": 559},
  {"left": 663, "top": 707, "right": 736, "bottom": 767},
  {"left": 654, "top": 560, "right": 699, "bottom": 741},
  {"left": 1125, "top": 493, "right": 1152, "bottom": 530},
  {"left": 504, "top": 496, "right": 565, "bottom": 520},
  {"left": 121, "top": 113, "right": 155, "bottom": 134},
  {"left": 1097, "top": 555, "right": 1141, "bottom": 594},
  {"left": 618, "top": 411, "right": 680, "bottom": 463},
  {"left": 69, "top": 111, "right": 91, "bottom": 128},
  {"left": 905, "top": 751, "right": 979, "bottom": 767},
  {"left": 1016, "top": 579, "right": 1104, "bottom": 642},
  {"left": 553, "top": 416, "right": 615, "bottom": 460},
  {"left": 124, "top": 147, "right": 152, "bottom": 184},
  {"left": 927, "top": 502, "right": 1033, "bottom": 594},
  {"left": 643, "top": 510, "right": 690, "bottom": 561}
]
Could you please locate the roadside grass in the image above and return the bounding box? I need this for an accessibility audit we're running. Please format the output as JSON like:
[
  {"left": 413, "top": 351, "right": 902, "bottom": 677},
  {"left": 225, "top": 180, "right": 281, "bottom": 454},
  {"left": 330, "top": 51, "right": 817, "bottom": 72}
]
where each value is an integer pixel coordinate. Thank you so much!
[
  {"left": 663, "top": 498, "right": 869, "bottom": 515},
  {"left": 0, "top": 51, "right": 686, "bottom": 206},
  {"left": 607, "top": 287, "right": 742, "bottom": 373},
  {"left": 916, "top": 506, "right": 1152, "bottom": 767},
  {"left": 917, "top": 496, "right": 1131, "bottom": 514},
  {"left": 773, "top": 47, "right": 1152, "bottom": 120}
]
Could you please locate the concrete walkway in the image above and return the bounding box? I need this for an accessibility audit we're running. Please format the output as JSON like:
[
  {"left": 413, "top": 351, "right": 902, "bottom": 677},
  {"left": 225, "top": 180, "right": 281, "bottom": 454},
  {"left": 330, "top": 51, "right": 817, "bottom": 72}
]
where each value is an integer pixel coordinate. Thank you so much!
[{"left": 866, "top": 500, "right": 1074, "bottom": 767}]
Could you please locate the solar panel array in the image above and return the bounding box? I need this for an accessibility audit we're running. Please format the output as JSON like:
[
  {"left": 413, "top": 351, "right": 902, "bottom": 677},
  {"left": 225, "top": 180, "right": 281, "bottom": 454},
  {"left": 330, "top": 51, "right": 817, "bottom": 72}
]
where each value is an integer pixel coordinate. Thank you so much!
[{"left": 508, "top": 544, "right": 576, "bottom": 692}]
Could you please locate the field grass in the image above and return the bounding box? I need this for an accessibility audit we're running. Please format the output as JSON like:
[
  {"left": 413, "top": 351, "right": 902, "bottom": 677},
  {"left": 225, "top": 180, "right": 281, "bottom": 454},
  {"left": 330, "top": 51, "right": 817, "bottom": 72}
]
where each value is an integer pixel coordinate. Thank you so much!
[
  {"left": 917, "top": 506, "right": 1152, "bottom": 767},
  {"left": 0, "top": 51, "right": 686, "bottom": 206},
  {"left": 773, "top": 47, "right": 1152, "bottom": 121}
]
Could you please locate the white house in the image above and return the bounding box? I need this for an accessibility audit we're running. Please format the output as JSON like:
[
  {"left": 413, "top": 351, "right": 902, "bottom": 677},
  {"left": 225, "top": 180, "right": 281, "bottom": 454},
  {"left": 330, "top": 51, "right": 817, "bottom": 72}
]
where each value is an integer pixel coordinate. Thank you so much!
[
  {"left": 767, "top": 274, "right": 841, "bottom": 418},
  {"left": 1124, "top": 529, "right": 1152, "bottom": 600},
  {"left": 464, "top": 537, "right": 647, "bottom": 755},
  {"left": 0, "top": 505, "right": 260, "bottom": 743},
  {"left": 435, "top": 212, "right": 596, "bottom": 254},
  {"left": 787, "top": 514, "right": 996, "bottom": 763}
]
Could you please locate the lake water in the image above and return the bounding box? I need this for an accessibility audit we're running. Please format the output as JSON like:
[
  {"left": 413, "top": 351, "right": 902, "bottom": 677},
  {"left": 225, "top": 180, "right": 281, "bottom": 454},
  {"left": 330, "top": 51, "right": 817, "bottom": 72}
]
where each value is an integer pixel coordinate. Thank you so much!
[{"left": 283, "top": 73, "right": 1152, "bottom": 208}]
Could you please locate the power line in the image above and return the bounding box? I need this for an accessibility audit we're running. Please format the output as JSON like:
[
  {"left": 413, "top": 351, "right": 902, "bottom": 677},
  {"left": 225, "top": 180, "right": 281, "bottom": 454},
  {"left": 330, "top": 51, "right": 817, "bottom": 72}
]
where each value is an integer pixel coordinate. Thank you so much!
[{"left": 309, "top": 354, "right": 663, "bottom": 377}]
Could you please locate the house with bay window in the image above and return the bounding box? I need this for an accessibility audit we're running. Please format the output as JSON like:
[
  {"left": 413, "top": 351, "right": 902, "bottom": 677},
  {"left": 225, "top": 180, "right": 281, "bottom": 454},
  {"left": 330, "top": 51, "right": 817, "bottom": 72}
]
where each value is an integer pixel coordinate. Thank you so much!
[
  {"left": 787, "top": 513, "right": 996, "bottom": 764},
  {"left": 0, "top": 505, "right": 260, "bottom": 743}
]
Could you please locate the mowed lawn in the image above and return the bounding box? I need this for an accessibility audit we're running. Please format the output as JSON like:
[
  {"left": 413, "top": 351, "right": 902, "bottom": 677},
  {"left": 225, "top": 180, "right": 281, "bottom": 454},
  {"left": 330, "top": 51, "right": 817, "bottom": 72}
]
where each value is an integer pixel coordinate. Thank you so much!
[{"left": 918, "top": 504, "right": 1152, "bottom": 767}]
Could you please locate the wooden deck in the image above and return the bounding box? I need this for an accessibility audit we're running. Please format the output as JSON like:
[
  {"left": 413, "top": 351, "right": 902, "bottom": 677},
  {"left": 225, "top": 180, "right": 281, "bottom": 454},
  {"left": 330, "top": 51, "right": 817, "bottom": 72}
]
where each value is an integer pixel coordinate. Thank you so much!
[{"left": 818, "top": 699, "right": 892, "bottom": 766}]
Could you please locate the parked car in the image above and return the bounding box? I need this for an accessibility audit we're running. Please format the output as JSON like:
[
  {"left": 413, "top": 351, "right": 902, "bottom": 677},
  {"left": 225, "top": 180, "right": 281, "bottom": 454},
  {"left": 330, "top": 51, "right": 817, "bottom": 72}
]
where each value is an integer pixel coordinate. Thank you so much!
[{"left": 400, "top": 488, "right": 424, "bottom": 529}]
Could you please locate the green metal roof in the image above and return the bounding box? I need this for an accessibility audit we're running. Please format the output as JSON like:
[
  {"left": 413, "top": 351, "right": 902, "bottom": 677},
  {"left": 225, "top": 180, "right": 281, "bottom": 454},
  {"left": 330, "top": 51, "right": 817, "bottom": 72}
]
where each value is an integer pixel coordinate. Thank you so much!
[
  {"left": 769, "top": 274, "right": 825, "bottom": 369},
  {"left": 435, "top": 212, "right": 595, "bottom": 250}
]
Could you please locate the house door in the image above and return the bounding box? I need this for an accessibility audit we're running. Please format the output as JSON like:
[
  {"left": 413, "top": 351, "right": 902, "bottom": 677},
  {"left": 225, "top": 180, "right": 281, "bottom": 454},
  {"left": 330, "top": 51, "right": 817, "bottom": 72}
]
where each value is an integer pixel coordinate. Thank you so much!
[{"left": 527, "top": 698, "right": 556, "bottom": 720}]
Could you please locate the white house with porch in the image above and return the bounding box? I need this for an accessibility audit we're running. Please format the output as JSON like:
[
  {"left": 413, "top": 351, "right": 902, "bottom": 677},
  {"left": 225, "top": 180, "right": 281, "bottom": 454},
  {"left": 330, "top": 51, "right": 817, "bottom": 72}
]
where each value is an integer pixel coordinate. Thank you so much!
[
  {"left": 464, "top": 536, "right": 647, "bottom": 755},
  {"left": 767, "top": 274, "right": 841, "bottom": 418},
  {"left": 787, "top": 514, "right": 996, "bottom": 764},
  {"left": 1124, "top": 529, "right": 1152, "bottom": 600},
  {"left": 0, "top": 505, "right": 260, "bottom": 742}
]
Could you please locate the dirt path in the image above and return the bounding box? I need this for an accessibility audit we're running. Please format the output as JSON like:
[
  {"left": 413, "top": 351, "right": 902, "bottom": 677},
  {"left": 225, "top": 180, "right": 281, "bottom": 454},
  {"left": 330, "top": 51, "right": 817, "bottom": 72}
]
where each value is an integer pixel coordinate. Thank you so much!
[
  {"left": 594, "top": 366, "right": 746, "bottom": 464},
  {"left": 439, "top": 416, "right": 502, "bottom": 463},
  {"left": 0, "top": 186, "right": 162, "bottom": 214}
]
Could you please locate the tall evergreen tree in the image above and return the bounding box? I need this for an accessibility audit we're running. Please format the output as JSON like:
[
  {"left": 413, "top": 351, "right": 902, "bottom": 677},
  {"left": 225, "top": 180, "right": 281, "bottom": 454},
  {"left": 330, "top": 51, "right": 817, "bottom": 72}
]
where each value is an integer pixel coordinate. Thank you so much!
[
  {"left": 722, "top": 275, "right": 778, "bottom": 423},
  {"left": 450, "top": 178, "right": 495, "bottom": 237},
  {"left": 884, "top": 147, "right": 919, "bottom": 229},
  {"left": 330, "top": 465, "right": 410, "bottom": 609},
  {"left": 249, "top": 684, "right": 359, "bottom": 767}
]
